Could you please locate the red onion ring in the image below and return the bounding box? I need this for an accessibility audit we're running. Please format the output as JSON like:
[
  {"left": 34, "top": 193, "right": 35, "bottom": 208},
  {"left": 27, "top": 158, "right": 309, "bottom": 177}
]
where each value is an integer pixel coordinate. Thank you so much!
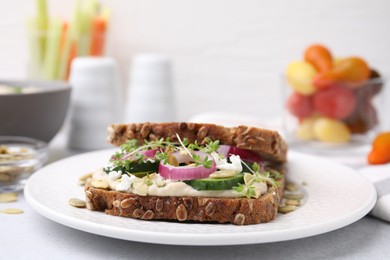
[
  {"left": 158, "top": 151, "right": 216, "bottom": 180},
  {"left": 217, "top": 145, "right": 263, "bottom": 163},
  {"left": 121, "top": 149, "right": 158, "bottom": 161}
]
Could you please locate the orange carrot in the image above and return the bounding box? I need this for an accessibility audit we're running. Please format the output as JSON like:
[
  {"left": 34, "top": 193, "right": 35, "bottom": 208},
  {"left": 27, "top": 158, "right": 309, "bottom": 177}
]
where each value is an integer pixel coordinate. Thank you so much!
[
  {"left": 57, "top": 21, "right": 68, "bottom": 80},
  {"left": 59, "top": 22, "right": 68, "bottom": 54},
  {"left": 89, "top": 16, "right": 107, "bottom": 56}
]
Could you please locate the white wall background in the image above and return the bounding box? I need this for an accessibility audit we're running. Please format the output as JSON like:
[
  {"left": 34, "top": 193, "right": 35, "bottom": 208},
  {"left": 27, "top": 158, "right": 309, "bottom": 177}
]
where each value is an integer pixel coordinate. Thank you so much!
[{"left": 1, "top": 0, "right": 389, "bottom": 126}]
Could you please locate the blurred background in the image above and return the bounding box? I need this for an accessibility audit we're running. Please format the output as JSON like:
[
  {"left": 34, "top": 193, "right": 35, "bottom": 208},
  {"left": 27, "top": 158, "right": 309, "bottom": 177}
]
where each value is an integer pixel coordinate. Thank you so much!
[{"left": 0, "top": 0, "right": 389, "bottom": 123}]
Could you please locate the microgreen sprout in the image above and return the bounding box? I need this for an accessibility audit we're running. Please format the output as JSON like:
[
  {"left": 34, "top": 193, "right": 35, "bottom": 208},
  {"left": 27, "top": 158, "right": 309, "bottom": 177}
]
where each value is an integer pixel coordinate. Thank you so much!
[
  {"left": 233, "top": 161, "right": 281, "bottom": 198},
  {"left": 175, "top": 133, "right": 193, "bottom": 158},
  {"left": 175, "top": 133, "right": 214, "bottom": 169}
]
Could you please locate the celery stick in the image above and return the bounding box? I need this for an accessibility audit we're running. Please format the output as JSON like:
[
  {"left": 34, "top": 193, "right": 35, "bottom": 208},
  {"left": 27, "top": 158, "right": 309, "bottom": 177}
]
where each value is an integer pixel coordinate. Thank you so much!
[
  {"left": 26, "top": 17, "right": 43, "bottom": 78},
  {"left": 71, "top": 0, "right": 83, "bottom": 52},
  {"left": 42, "top": 18, "right": 62, "bottom": 79},
  {"left": 78, "top": 0, "right": 98, "bottom": 56},
  {"left": 35, "top": 0, "right": 48, "bottom": 64},
  {"left": 36, "top": 0, "right": 48, "bottom": 28}
]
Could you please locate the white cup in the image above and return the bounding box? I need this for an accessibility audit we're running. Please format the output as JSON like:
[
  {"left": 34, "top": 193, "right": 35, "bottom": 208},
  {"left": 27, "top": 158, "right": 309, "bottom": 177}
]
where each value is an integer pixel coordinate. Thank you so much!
[
  {"left": 124, "top": 54, "right": 176, "bottom": 122},
  {"left": 68, "top": 57, "right": 122, "bottom": 151}
]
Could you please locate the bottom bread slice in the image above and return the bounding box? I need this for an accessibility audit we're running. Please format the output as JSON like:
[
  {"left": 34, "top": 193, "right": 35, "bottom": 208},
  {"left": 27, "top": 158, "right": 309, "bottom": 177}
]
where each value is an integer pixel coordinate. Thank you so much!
[{"left": 85, "top": 178, "right": 285, "bottom": 225}]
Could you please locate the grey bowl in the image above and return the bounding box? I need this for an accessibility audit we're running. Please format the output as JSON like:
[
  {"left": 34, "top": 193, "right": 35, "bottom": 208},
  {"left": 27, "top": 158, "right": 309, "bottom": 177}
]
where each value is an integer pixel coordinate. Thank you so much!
[{"left": 0, "top": 80, "right": 71, "bottom": 142}]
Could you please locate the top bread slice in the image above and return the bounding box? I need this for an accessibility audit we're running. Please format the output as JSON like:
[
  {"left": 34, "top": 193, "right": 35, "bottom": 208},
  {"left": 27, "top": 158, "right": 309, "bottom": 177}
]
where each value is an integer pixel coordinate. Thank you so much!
[{"left": 107, "top": 122, "right": 287, "bottom": 163}]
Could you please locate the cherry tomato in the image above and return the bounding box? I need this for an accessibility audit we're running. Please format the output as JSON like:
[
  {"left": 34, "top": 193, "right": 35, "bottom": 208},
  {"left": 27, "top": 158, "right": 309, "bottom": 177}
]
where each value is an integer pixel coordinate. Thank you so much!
[
  {"left": 286, "top": 61, "right": 317, "bottom": 95},
  {"left": 368, "top": 132, "right": 390, "bottom": 165},
  {"left": 366, "top": 69, "right": 383, "bottom": 96},
  {"left": 312, "top": 70, "right": 339, "bottom": 90},
  {"left": 296, "top": 116, "right": 318, "bottom": 140},
  {"left": 332, "top": 57, "right": 370, "bottom": 86},
  {"left": 304, "top": 44, "right": 333, "bottom": 73},
  {"left": 344, "top": 101, "right": 378, "bottom": 134},
  {"left": 286, "top": 92, "right": 313, "bottom": 119},
  {"left": 313, "top": 85, "right": 357, "bottom": 119},
  {"left": 313, "top": 117, "right": 351, "bottom": 143},
  {"left": 313, "top": 57, "right": 371, "bottom": 90}
]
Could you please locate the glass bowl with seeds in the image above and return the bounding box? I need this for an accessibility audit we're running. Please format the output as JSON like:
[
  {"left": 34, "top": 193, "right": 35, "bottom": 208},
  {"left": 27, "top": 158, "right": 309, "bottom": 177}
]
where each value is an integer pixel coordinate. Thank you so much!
[{"left": 0, "top": 136, "right": 48, "bottom": 192}]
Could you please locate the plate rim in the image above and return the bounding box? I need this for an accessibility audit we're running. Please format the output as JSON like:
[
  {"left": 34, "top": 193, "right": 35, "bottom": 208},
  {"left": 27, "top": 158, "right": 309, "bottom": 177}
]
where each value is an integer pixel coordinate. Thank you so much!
[{"left": 24, "top": 149, "right": 377, "bottom": 246}]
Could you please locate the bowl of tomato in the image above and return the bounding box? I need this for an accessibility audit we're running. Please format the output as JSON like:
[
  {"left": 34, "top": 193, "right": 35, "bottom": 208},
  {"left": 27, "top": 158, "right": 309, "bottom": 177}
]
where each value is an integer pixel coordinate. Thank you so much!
[{"left": 282, "top": 44, "right": 385, "bottom": 152}]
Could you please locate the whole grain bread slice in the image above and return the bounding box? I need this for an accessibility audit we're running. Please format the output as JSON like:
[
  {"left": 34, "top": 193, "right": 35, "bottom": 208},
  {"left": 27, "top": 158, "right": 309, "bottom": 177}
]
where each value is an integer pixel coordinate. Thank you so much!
[
  {"left": 107, "top": 122, "right": 287, "bottom": 163},
  {"left": 85, "top": 174, "right": 285, "bottom": 225}
]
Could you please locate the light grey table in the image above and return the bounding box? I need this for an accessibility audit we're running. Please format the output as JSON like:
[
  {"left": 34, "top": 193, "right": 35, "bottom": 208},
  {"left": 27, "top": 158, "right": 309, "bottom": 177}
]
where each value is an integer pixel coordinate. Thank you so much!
[{"left": 1, "top": 133, "right": 389, "bottom": 260}]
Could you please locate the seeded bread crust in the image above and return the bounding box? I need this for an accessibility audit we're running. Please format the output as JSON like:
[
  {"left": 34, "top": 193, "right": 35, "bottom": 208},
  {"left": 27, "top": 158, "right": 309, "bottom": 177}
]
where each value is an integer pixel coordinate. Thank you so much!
[
  {"left": 85, "top": 175, "right": 285, "bottom": 225},
  {"left": 107, "top": 122, "right": 288, "bottom": 163}
]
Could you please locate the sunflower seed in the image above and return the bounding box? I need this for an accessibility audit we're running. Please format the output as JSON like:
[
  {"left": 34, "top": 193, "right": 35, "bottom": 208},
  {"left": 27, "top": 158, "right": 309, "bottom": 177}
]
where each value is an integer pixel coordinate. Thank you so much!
[{"left": 234, "top": 213, "right": 246, "bottom": 225}]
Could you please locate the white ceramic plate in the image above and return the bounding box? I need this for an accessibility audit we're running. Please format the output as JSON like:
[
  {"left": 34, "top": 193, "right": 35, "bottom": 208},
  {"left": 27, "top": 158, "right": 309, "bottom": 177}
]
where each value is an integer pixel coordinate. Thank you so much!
[{"left": 24, "top": 149, "right": 376, "bottom": 246}]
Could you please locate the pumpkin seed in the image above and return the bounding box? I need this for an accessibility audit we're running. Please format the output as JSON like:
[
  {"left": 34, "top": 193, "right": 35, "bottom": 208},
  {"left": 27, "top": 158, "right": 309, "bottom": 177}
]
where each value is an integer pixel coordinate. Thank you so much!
[
  {"left": 0, "top": 145, "right": 8, "bottom": 154},
  {"left": 91, "top": 179, "right": 109, "bottom": 189},
  {"left": 0, "top": 192, "right": 18, "bottom": 203},
  {"left": 285, "top": 182, "right": 298, "bottom": 192},
  {"left": 244, "top": 172, "right": 254, "bottom": 185},
  {"left": 68, "top": 198, "right": 86, "bottom": 208},
  {"left": 79, "top": 172, "right": 93, "bottom": 181},
  {"left": 285, "top": 199, "right": 301, "bottom": 206},
  {"left": 278, "top": 205, "right": 296, "bottom": 214},
  {"left": 19, "top": 147, "right": 29, "bottom": 153},
  {"left": 283, "top": 193, "right": 303, "bottom": 200},
  {"left": 209, "top": 170, "right": 237, "bottom": 179},
  {"left": 0, "top": 173, "right": 12, "bottom": 182},
  {"left": 0, "top": 208, "right": 24, "bottom": 214},
  {"left": 168, "top": 155, "right": 179, "bottom": 167},
  {"left": 78, "top": 180, "right": 86, "bottom": 186}
]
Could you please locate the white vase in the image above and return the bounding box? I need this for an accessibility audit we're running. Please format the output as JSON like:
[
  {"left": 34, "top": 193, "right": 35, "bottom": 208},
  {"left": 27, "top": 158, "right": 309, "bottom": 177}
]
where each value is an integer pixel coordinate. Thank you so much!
[
  {"left": 124, "top": 54, "right": 176, "bottom": 123},
  {"left": 67, "top": 57, "right": 122, "bottom": 150}
]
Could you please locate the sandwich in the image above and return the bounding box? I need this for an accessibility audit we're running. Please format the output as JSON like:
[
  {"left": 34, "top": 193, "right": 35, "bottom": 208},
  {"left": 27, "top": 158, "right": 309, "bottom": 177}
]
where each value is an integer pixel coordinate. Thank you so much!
[{"left": 85, "top": 122, "right": 287, "bottom": 225}]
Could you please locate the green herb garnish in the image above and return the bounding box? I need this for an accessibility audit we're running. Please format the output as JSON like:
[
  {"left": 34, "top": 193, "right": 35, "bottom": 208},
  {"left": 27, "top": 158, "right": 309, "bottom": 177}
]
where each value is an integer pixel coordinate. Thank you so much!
[
  {"left": 233, "top": 183, "right": 256, "bottom": 198},
  {"left": 110, "top": 135, "right": 218, "bottom": 171},
  {"left": 176, "top": 133, "right": 214, "bottom": 169},
  {"left": 232, "top": 161, "right": 281, "bottom": 198}
]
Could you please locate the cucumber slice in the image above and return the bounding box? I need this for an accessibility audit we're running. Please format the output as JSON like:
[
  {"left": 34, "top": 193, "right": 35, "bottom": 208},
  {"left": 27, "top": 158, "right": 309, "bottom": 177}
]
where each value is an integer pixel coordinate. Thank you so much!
[
  {"left": 185, "top": 174, "right": 244, "bottom": 191},
  {"left": 126, "top": 161, "right": 160, "bottom": 174},
  {"left": 127, "top": 171, "right": 151, "bottom": 178},
  {"left": 107, "top": 161, "right": 160, "bottom": 177}
]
